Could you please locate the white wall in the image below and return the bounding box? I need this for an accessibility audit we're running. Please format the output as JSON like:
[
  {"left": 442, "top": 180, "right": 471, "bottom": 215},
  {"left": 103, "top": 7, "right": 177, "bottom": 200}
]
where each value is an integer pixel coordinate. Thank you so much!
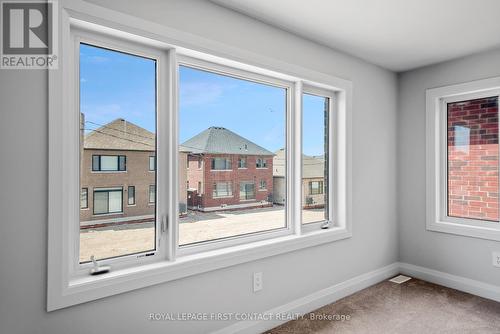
[
  {"left": 398, "top": 48, "right": 500, "bottom": 286},
  {"left": 0, "top": 1, "right": 398, "bottom": 333}
]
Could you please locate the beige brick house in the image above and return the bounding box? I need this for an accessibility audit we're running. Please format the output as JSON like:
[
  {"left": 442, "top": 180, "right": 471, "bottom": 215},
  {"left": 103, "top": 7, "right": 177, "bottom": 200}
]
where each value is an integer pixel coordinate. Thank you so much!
[
  {"left": 80, "top": 118, "right": 188, "bottom": 227},
  {"left": 272, "top": 148, "right": 326, "bottom": 208},
  {"left": 182, "top": 126, "right": 275, "bottom": 211}
]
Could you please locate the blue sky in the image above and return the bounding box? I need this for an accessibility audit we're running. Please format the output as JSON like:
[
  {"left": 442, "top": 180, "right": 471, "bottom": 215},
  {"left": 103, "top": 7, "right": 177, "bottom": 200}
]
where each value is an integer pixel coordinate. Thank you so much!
[{"left": 80, "top": 44, "right": 326, "bottom": 156}]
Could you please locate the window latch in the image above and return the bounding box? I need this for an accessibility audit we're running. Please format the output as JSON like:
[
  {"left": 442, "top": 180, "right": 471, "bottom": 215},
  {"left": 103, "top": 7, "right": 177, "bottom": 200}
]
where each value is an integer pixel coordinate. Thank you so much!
[
  {"left": 161, "top": 215, "right": 167, "bottom": 234},
  {"left": 89, "top": 255, "right": 111, "bottom": 275},
  {"left": 321, "top": 220, "right": 332, "bottom": 229}
]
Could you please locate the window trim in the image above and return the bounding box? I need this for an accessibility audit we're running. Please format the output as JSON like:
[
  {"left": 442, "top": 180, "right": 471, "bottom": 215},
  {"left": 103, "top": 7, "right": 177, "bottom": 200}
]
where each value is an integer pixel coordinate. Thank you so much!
[
  {"left": 426, "top": 77, "right": 500, "bottom": 241},
  {"left": 48, "top": 5, "right": 352, "bottom": 311}
]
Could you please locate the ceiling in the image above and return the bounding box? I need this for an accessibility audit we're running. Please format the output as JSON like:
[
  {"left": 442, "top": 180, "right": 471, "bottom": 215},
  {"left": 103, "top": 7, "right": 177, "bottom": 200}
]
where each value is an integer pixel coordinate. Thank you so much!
[{"left": 211, "top": 0, "right": 500, "bottom": 72}]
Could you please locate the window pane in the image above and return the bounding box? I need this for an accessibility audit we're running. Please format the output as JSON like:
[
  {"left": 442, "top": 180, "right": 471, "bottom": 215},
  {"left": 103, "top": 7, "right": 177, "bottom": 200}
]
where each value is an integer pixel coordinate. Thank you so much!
[
  {"left": 100, "top": 156, "right": 118, "bottom": 171},
  {"left": 149, "top": 185, "right": 156, "bottom": 203},
  {"left": 93, "top": 191, "right": 108, "bottom": 215},
  {"left": 128, "top": 186, "right": 135, "bottom": 205},
  {"left": 302, "top": 93, "right": 329, "bottom": 224},
  {"left": 149, "top": 156, "right": 155, "bottom": 171},
  {"left": 79, "top": 43, "right": 156, "bottom": 263},
  {"left": 447, "top": 96, "right": 499, "bottom": 221},
  {"left": 108, "top": 190, "right": 123, "bottom": 213},
  {"left": 179, "top": 65, "right": 286, "bottom": 245},
  {"left": 81, "top": 188, "right": 88, "bottom": 209}
]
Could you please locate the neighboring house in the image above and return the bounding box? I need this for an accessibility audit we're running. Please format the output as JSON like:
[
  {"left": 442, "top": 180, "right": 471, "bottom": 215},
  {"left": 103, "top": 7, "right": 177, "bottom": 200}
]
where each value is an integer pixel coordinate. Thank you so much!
[
  {"left": 80, "top": 117, "right": 188, "bottom": 227},
  {"left": 181, "top": 126, "right": 274, "bottom": 211},
  {"left": 273, "top": 148, "right": 326, "bottom": 208}
]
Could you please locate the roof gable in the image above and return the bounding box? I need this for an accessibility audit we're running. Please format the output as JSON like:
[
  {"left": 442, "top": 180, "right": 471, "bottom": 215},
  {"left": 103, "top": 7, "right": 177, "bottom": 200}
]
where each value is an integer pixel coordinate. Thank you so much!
[
  {"left": 180, "top": 127, "right": 274, "bottom": 156},
  {"left": 84, "top": 118, "right": 155, "bottom": 151}
]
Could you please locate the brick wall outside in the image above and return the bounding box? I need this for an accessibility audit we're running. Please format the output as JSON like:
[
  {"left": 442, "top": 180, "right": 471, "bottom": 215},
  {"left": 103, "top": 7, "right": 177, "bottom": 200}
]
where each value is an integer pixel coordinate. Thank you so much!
[
  {"left": 447, "top": 97, "right": 499, "bottom": 221},
  {"left": 193, "top": 154, "right": 274, "bottom": 209}
]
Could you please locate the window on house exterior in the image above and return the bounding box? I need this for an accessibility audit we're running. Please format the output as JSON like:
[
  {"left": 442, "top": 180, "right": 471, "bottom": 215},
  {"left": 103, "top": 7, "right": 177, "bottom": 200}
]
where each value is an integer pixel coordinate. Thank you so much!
[
  {"left": 309, "top": 181, "right": 324, "bottom": 195},
  {"left": 149, "top": 185, "right": 156, "bottom": 203},
  {"left": 213, "top": 181, "right": 232, "bottom": 197},
  {"left": 178, "top": 64, "right": 287, "bottom": 246},
  {"left": 240, "top": 181, "right": 256, "bottom": 200},
  {"left": 238, "top": 157, "right": 247, "bottom": 168},
  {"left": 256, "top": 157, "right": 267, "bottom": 168},
  {"left": 93, "top": 188, "right": 123, "bottom": 215},
  {"left": 92, "top": 155, "right": 126, "bottom": 171},
  {"left": 302, "top": 93, "right": 330, "bottom": 224},
  {"left": 198, "top": 181, "right": 202, "bottom": 193},
  {"left": 79, "top": 43, "right": 157, "bottom": 263},
  {"left": 259, "top": 180, "right": 267, "bottom": 190},
  {"left": 149, "top": 156, "right": 155, "bottom": 171},
  {"left": 128, "top": 186, "right": 135, "bottom": 205},
  {"left": 211, "top": 157, "right": 232, "bottom": 170},
  {"left": 80, "top": 188, "right": 88, "bottom": 209},
  {"left": 447, "top": 96, "right": 499, "bottom": 222},
  {"left": 426, "top": 80, "right": 500, "bottom": 242},
  {"left": 198, "top": 157, "right": 202, "bottom": 169}
]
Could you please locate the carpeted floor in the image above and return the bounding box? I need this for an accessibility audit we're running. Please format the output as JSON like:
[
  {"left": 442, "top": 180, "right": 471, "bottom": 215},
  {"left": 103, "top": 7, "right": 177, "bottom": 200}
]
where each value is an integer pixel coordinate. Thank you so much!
[{"left": 265, "top": 277, "right": 500, "bottom": 334}]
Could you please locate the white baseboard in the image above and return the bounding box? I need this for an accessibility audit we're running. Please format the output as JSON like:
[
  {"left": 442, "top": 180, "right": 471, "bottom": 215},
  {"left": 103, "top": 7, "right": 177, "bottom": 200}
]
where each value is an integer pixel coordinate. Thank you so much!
[
  {"left": 399, "top": 262, "right": 500, "bottom": 303},
  {"left": 212, "top": 262, "right": 400, "bottom": 334},
  {"left": 213, "top": 262, "right": 500, "bottom": 334}
]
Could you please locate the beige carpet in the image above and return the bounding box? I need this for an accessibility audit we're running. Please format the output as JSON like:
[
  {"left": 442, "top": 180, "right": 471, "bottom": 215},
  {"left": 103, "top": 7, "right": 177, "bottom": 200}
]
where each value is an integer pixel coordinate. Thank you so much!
[{"left": 265, "top": 278, "right": 500, "bottom": 334}]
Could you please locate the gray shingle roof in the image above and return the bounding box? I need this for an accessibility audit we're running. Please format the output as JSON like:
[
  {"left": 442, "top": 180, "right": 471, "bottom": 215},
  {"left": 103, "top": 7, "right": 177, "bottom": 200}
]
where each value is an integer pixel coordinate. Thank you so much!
[
  {"left": 273, "top": 148, "right": 325, "bottom": 178},
  {"left": 180, "top": 127, "right": 274, "bottom": 156},
  {"left": 84, "top": 118, "right": 155, "bottom": 151}
]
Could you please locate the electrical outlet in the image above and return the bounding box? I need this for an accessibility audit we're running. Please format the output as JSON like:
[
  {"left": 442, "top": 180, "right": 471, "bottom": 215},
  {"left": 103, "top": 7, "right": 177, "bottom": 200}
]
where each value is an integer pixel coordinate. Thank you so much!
[
  {"left": 493, "top": 252, "right": 500, "bottom": 268},
  {"left": 253, "top": 272, "right": 263, "bottom": 292}
]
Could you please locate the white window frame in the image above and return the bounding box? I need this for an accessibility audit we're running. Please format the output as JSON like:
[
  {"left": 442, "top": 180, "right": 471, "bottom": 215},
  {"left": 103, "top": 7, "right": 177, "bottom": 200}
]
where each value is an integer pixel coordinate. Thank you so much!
[
  {"left": 48, "top": 3, "right": 352, "bottom": 311},
  {"left": 426, "top": 77, "right": 500, "bottom": 241},
  {"left": 301, "top": 86, "right": 336, "bottom": 231}
]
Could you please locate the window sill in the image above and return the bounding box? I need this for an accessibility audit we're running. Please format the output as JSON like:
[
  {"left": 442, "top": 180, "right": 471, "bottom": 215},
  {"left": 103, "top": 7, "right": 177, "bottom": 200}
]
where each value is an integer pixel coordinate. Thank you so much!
[
  {"left": 210, "top": 169, "right": 232, "bottom": 172},
  {"left": 427, "top": 219, "right": 500, "bottom": 241},
  {"left": 49, "top": 226, "right": 351, "bottom": 311}
]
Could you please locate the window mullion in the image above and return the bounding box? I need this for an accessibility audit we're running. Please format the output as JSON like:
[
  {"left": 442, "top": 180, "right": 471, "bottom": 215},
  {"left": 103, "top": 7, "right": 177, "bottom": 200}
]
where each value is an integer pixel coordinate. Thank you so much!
[{"left": 291, "top": 81, "right": 303, "bottom": 235}]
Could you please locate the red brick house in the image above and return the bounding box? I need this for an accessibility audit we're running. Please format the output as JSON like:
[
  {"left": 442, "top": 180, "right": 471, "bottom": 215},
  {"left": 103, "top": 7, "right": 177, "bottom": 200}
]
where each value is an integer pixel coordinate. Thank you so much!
[{"left": 181, "top": 126, "right": 274, "bottom": 211}]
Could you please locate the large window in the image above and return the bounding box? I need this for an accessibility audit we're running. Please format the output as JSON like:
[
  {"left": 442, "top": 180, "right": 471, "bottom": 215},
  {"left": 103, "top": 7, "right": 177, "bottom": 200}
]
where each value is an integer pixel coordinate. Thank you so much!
[
  {"left": 211, "top": 157, "right": 232, "bottom": 170},
  {"left": 92, "top": 155, "right": 126, "bottom": 172},
  {"left": 93, "top": 188, "right": 123, "bottom": 215},
  {"left": 213, "top": 181, "right": 233, "bottom": 198},
  {"left": 48, "top": 21, "right": 351, "bottom": 311},
  {"left": 178, "top": 63, "right": 287, "bottom": 246},
  {"left": 78, "top": 43, "right": 157, "bottom": 263},
  {"left": 426, "top": 79, "right": 500, "bottom": 241},
  {"left": 302, "top": 93, "right": 330, "bottom": 224}
]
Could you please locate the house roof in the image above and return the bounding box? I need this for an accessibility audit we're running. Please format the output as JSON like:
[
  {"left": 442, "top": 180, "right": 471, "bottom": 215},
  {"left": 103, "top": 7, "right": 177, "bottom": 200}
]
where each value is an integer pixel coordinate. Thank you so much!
[
  {"left": 273, "top": 148, "right": 325, "bottom": 178},
  {"left": 84, "top": 118, "right": 155, "bottom": 151},
  {"left": 180, "top": 126, "right": 274, "bottom": 156}
]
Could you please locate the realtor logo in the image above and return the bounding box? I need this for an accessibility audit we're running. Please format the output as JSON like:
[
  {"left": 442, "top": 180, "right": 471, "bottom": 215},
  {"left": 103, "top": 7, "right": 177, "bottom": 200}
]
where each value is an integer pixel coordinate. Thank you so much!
[{"left": 1, "top": 1, "right": 58, "bottom": 69}]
